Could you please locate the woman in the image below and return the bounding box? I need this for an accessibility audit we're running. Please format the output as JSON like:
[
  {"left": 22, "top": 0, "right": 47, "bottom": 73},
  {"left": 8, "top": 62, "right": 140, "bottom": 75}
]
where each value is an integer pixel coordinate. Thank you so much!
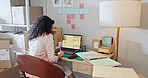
[{"left": 28, "top": 15, "right": 74, "bottom": 78}]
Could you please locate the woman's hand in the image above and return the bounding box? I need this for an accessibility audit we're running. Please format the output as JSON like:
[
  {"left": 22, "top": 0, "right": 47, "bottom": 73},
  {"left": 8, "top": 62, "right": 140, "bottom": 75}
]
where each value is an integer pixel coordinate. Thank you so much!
[{"left": 57, "top": 51, "right": 64, "bottom": 59}]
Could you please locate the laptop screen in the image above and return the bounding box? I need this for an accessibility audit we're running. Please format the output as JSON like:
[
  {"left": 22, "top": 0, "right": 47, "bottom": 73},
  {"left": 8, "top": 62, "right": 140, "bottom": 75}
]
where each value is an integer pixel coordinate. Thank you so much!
[{"left": 62, "top": 34, "right": 82, "bottom": 49}]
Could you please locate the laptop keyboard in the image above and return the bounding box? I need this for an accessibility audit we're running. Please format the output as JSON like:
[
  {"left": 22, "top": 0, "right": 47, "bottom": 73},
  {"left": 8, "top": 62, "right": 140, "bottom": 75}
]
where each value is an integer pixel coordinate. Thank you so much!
[
  {"left": 62, "top": 48, "right": 79, "bottom": 54},
  {"left": 62, "top": 48, "right": 76, "bottom": 51},
  {"left": 55, "top": 48, "right": 75, "bottom": 53},
  {"left": 55, "top": 48, "right": 79, "bottom": 54}
]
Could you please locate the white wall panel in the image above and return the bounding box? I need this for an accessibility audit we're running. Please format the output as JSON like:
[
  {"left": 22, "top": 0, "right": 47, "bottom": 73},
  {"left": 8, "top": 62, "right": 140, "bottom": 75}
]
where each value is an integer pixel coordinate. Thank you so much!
[{"left": 0, "top": 0, "right": 12, "bottom": 24}]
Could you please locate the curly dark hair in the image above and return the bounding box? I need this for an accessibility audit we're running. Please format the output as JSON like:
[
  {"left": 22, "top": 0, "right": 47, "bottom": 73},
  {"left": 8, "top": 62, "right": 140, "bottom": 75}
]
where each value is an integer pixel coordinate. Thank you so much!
[{"left": 28, "top": 15, "right": 55, "bottom": 40}]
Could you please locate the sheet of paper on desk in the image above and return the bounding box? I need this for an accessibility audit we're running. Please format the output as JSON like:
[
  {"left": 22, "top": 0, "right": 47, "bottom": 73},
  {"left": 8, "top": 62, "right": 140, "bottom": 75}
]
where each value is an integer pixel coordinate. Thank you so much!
[
  {"left": 76, "top": 51, "right": 121, "bottom": 66},
  {"left": 76, "top": 51, "right": 107, "bottom": 60},
  {"left": 93, "top": 66, "right": 139, "bottom": 78},
  {"left": 88, "top": 58, "right": 121, "bottom": 67}
]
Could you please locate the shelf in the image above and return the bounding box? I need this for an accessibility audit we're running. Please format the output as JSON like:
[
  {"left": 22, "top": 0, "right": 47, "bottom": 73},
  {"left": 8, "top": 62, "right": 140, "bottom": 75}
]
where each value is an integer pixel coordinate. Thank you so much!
[
  {"left": 0, "top": 0, "right": 43, "bottom": 31},
  {"left": 0, "top": 24, "right": 32, "bottom": 27}
]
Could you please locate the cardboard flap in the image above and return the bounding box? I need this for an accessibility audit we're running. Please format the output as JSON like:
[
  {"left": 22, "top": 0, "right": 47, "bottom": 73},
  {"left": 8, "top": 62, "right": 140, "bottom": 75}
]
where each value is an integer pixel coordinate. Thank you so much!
[{"left": 0, "top": 40, "right": 10, "bottom": 49}]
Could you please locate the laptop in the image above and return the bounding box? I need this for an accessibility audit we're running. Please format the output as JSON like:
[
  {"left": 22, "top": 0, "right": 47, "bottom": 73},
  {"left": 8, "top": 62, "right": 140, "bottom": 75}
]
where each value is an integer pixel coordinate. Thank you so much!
[{"left": 55, "top": 34, "right": 82, "bottom": 54}]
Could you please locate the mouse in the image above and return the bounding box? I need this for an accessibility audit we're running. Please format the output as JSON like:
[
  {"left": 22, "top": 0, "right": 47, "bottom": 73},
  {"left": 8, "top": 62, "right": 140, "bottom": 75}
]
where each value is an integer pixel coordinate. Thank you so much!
[{"left": 68, "top": 54, "right": 78, "bottom": 59}]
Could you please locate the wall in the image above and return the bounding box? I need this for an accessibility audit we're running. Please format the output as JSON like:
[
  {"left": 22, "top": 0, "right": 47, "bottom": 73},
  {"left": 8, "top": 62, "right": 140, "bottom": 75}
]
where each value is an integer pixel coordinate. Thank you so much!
[
  {"left": 45, "top": 0, "right": 148, "bottom": 77},
  {"left": 0, "top": 0, "right": 12, "bottom": 24},
  {"left": 46, "top": 0, "right": 116, "bottom": 47}
]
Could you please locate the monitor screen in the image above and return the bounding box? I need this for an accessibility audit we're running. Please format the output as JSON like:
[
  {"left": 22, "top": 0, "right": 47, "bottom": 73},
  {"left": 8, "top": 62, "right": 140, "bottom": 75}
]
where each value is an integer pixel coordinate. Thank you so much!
[{"left": 62, "top": 34, "right": 82, "bottom": 49}]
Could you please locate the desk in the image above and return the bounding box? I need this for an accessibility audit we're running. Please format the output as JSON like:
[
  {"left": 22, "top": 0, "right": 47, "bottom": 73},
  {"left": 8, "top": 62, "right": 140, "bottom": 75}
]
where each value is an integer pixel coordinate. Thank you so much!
[{"left": 61, "top": 52, "right": 114, "bottom": 75}]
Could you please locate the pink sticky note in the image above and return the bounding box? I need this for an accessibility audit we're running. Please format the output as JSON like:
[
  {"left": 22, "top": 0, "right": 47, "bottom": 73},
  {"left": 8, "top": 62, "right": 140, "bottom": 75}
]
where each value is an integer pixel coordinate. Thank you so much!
[
  {"left": 80, "top": 14, "right": 84, "bottom": 19},
  {"left": 71, "top": 14, "right": 75, "bottom": 19},
  {"left": 71, "top": 24, "right": 75, "bottom": 29},
  {"left": 67, "top": 19, "right": 71, "bottom": 24},
  {"left": 80, "top": 3, "right": 84, "bottom": 9},
  {"left": 67, "top": 14, "right": 71, "bottom": 19}
]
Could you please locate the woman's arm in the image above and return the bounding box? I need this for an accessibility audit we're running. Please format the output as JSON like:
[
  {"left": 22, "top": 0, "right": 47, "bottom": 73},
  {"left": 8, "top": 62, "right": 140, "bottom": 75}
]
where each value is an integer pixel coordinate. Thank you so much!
[
  {"left": 45, "top": 34, "right": 59, "bottom": 63},
  {"left": 57, "top": 51, "right": 64, "bottom": 58}
]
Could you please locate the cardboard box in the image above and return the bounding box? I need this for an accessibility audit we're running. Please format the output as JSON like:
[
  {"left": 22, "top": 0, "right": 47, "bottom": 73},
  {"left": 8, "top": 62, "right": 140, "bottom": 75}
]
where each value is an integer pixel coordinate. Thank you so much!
[
  {"left": 0, "top": 33, "right": 13, "bottom": 44},
  {"left": 0, "top": 40, "right": 10, "bottom": 49},
  {"left": 11, "top": 0, "right": 25, "bottom": 6},
  {"left": 0, "top": 49, "right": 12, "bottom": 68},
  {"left": 12, "top": 6, "right": 43, "bottom": 25},
  {"left": 0, "top": 40, "right": 14, "bottom": 68},
  {"left": 13, "top": 32, "right": 29, "bottom": 53}
]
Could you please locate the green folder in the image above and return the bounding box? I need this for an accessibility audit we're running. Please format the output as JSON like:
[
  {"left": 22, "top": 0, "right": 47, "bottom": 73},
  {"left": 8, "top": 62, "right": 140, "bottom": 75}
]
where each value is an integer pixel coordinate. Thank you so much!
[{"left": 63, "top": 53, "right": 84, "bottom": 61}]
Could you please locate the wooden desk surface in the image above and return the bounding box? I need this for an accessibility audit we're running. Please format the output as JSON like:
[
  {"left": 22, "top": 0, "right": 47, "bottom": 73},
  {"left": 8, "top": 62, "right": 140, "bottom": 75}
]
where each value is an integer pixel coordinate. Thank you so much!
[
  {"left": 61, "top": 56, "right": 91, "bottom": 64},
  {"left": 61, "top": 52, "right": 114, "bottom": 63},
  {"left": 61, "top": 52, "right": 114, "bottom": 75}
]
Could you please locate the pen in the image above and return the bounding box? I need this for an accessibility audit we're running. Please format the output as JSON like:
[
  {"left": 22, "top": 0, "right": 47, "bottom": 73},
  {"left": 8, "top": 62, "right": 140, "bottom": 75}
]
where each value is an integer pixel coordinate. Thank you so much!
[
  {"left": 89, "top": 58, "right": 98, "bottom": 61},
  {"left": 89, "top": 57, "right": 107, "bottom": 61},
  {"left": 98, "top": 57, "right": 107, "bottom": 59},
  {"left": 58, "top": 44, "right": 62, "bottom": 54},
  {"left": 60, "top": 46, "right": 61, "bottom": 52}
]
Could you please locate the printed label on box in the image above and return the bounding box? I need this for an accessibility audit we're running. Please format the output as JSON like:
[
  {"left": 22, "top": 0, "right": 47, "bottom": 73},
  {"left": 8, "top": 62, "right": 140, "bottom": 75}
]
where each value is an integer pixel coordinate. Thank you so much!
[{"left": 0, "top": 49, "right": 10, "bottom": 60}]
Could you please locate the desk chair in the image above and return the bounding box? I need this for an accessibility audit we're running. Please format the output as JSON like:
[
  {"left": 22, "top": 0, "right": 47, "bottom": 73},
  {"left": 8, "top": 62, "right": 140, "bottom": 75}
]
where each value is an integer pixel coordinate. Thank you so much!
[{"left": 17, "top": 55, "right": 65, "bottom": 78}]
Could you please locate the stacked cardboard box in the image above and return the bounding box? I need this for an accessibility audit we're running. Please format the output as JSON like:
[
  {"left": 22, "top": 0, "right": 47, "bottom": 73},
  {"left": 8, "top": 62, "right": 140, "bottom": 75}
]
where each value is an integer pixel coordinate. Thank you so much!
[
  {"left": 0, "top": 40, "right": 14, "bottom": 68},
  {"left": 0, "top": 33, "right": 19, "bottom": 78},
  {"left": 13, "top": 31, "right": 29, "bottom": 54}
]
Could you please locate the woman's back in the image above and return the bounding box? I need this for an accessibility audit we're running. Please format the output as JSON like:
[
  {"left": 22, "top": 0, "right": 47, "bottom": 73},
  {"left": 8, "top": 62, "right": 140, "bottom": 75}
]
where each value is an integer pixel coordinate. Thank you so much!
[{"left": 29, "top": 34, "right": 55, "bottom": 61}]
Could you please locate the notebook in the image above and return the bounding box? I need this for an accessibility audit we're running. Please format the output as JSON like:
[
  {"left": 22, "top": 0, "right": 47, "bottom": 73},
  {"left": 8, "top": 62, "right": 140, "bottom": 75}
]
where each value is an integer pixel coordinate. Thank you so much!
[
  {"left": 76, "top": 51, "right": 121, "bottom": 66},
  {"left": 55, "top": 34, "right": 82, "bottom": 54}
]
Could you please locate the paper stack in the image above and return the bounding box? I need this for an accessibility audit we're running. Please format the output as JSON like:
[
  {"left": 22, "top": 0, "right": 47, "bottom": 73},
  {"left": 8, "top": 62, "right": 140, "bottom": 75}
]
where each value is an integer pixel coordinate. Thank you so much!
[{"left": 76, "top": 51, "right": 121, "bottom": 66}]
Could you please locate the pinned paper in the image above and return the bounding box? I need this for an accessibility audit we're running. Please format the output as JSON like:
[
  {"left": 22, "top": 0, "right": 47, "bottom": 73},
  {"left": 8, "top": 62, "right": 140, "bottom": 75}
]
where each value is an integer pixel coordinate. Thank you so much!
[
  {"left": 71, "top": 14, "right": 75, "bottom": 19},
  {"left": 63, "top": 0, "right": 73, "bottom": 7},
  {"left": 71, "top": 9, "right": 75, "bottom": 14},
  {"left": 84, "top": 9, "right": 89, "bottom": 14},
  {"left": 67, "top": 14, "right": 71, "bottom": 19},
  {"left": 67, "top": 18, "right": 71, "bottom": 24},
  {"left": 63, "top": 9, "right": 67, "bottom": 14},
  {"left": 0, "top": 49, "right": 10, "bottom": 60},
  {"left": 67, "top": 9, "right": 71, "bottom": 14},
  {"left": 53, "top": 0, "right": 62, "bottom": 7},
  {"left": 67, "top": 14, "right": 72, "bottom": 24},
  {"left": 75, "top": 9, "right": 79, "bottom": 14},
  {"left": 80, "top": 14, "right": 84, "bottom": 19},
  {"left": 80, "top": 3, "right": 84, "bottom": 9},
  {"left": 79, "top": 9, "right": 84, "bottom": 14},
  {"left": 71, "top": 24, "right": 75, "bottom": 29},
  {"left": 58, "top": 9, "right": 63, "bottom": 14}
]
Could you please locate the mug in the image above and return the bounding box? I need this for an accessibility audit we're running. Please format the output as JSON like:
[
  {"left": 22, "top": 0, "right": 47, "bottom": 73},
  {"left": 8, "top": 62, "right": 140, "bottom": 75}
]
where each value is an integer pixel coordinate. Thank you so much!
[{"left": 81, "top": 45, "right": 86, "bottom": 52}]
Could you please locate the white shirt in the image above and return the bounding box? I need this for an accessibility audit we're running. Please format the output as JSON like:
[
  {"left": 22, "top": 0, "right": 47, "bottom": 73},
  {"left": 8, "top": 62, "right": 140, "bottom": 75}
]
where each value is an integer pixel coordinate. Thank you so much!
[
  {"left": 28, "top": 34, "right": 72, "bottom": 78},
  {"left": 28, "top": 34, "right": 58, "bottom": 63}
]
